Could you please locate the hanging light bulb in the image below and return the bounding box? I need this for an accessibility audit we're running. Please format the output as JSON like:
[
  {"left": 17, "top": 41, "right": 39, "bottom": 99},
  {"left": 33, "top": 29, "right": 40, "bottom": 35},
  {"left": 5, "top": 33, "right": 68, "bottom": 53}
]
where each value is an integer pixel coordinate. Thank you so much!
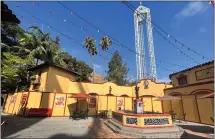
[
  {"left": 71, "top": 11, "right": 73, "bottom": 15},
  {"left": 167, "top": 34, "right": 170, "bottom": 37},
  {"left": 32, "top": 2, "right": 35, "bottom": 5},
  {"left": 63, "top": 19, "right": 66, "bottom": 22},
  {"left": 98, "top": 30, "right": 100, "bottom": 33}
]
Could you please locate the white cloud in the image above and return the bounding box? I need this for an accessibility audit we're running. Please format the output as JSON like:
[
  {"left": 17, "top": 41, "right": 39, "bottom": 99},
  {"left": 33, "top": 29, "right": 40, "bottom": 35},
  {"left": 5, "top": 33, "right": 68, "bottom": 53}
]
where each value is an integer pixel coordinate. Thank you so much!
[
  {"left": 157, "top": 77, "right": 171, "bottom": 83},
  {"left": 94, "top": 64, "right": 101, "bottom": 69},
  {"left": 174, "top": 2, "right": 209, "bottom": 20},
  {"left": 199, "top": 27, "right": 206, "bottom": 33}
]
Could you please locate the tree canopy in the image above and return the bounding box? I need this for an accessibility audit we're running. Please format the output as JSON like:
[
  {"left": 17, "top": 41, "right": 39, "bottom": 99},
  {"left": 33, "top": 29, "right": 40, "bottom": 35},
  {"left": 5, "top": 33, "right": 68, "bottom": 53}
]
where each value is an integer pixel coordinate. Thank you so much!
[
  {"left": 106, "top": 50, "right": 128, "bottom": 85},
  {"left": 1, "top": 23, "right": 93, "bottom": 93}
]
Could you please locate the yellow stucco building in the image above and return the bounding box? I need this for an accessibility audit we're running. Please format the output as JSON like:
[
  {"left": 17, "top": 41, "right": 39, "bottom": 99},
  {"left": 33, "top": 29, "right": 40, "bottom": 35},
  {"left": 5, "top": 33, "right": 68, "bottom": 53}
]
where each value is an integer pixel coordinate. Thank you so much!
[
  {"left": 163, "top": 60, "right": 214, "bottom": 125},
  {"left": 4, "top": 63, "right": 171, "bottom": 117}
]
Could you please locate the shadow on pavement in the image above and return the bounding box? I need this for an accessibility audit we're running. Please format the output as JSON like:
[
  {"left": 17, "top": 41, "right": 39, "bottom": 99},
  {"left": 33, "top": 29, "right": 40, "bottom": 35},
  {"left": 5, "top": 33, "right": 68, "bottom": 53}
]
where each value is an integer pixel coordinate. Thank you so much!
[
  {"left": 2, "top": 115, "right": 46, "bottom": 138},
  {"left": 180, "top": 131, "right": 208, "bottom": 139},
  {"left": 178, "top": 125, "right": 214, "bottom": 134},
  {"left": 47, "top": 117, "right": 101, "bottom": 139}
]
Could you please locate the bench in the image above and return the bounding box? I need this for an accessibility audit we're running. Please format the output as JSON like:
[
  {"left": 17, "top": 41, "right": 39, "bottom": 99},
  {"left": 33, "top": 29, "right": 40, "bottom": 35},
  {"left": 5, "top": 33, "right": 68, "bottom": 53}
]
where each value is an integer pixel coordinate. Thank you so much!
[{"left": 28, "top": 108, "right": 52, "bottom": 117}]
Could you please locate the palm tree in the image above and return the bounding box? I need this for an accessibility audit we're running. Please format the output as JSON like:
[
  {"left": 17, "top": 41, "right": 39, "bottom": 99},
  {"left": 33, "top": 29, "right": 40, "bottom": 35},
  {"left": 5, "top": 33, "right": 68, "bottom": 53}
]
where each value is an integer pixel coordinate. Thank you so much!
[
  {"left": 100, "top": 36, "right": 112, "bottom": 78},
  {"left": 83, "top": 37, "right": 98, "bottom": 83}
]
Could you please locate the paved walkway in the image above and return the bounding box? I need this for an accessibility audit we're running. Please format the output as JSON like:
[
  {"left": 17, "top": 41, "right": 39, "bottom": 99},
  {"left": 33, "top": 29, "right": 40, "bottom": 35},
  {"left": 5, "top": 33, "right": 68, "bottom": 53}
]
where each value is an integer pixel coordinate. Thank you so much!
[
  {"left": 2, "top": 116, "right": 131, "bottom": 138},
  {"left": 2, "top": 115, "right": 214, "bottom": 139},
  {"left": 175, "top": 120, "right": 214, "bottom": 139}
]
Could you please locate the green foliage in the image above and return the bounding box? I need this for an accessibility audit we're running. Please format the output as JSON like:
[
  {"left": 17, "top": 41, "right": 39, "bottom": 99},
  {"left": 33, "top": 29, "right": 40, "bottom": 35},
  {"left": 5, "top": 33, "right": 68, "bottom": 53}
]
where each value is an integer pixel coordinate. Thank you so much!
[
  {"left": 83, "top": 37, "right": 98, "bottom": 82},
  {"left": 106, "top": 50, "right": 128, "bottom": 85},
  {"left": 1, "top": 23, "right": 93, "bottom": 93},
  {"left": 100, "top": 36, "right": 112, "bottom": 51}
]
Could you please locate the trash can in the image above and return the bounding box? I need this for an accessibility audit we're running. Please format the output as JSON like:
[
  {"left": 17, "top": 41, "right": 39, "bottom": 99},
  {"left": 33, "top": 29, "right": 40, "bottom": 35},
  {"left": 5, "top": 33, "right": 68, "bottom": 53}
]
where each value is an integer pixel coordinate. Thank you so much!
[{"left": 107, "top": 109, "right": 112, "bottom": 119}]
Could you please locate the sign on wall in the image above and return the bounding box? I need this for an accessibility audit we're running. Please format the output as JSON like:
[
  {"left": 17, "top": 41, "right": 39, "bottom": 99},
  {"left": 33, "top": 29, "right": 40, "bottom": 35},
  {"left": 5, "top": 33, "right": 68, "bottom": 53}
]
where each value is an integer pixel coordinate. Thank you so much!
[
  {"left": 55, "top": 96, "right": 66, "bottom": 108},
  {"left": 117, "top": 98, "right": 124, "bottom": 110},
  {"left": 21, "top": 94, "right": 28, "bottom": 106},
  {"left": 10, "top": 94, "right": 17, "bottom": 104},
  {"left": 196, "top": 67, "right": 214, "bottom": 80},
  {"left": 89, "top": 96, "right": 97, "bottom": 108}
]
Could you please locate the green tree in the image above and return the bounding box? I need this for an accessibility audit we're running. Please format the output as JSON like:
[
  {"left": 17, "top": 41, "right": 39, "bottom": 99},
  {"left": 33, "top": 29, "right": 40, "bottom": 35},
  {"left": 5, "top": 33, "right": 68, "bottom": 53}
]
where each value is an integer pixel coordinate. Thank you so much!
[
  {"left": 100, "top": 36, "right": 112, "bottom": 78},
  {"left": 106, "top": 50, "right": 128, "bottom": 85},
  {"left": 59, "top": 52, "right": 93, "bottom": 81},
  {"left": 83, "top": 37, "right": 98, "bottom": 82}
]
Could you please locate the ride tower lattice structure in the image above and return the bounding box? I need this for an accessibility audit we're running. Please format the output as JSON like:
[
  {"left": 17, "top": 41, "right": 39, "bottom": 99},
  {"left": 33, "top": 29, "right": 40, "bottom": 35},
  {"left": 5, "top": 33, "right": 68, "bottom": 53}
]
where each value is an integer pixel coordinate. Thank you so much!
[{"left": 134, "top": 2, "right": 157, "bottom": 81}]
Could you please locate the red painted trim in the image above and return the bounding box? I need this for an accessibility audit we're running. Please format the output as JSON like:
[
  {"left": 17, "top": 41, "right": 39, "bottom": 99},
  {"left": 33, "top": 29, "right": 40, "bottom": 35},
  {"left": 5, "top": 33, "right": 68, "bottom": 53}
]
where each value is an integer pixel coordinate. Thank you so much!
[
  {"left": 164, "top": 81, "right": 214, "bottom": 91},
  {"left": 151, "top": 97, "right": 154, "bottom": 112},
  {"left": 111, "top": 118, "right": 173, "bottom": 129},
  {"left": 12, "top": 93, "right": 18, "bottom": 114},
  {"left": 97, "top": 95, "right": 99, "bottom": 115},
  {"left": 141, "top": 95, "right": 156, "bottom": 98},
  {"left": 113, "top": 111, "right": 171, "bottom": 117},
  {"left": 161, "top": 100, "right": 164, "bottom": 113},
  {"left": 132, "top": 97, "right": 134, "bottom": 111},
  {"left": 137, "top": 78, "right": 169, "bottom": 85},
  {"left": 2, "top": 94, "right": 9, "bottom": 112},
  {"left": 120, "top": 94, "right": 129, "bottom": 97},
  {"left": 7, "top": 94, "right": 13, "bottom": 113},
  {"left": 39, "top": 92, "right": 44, "bottom": 108},
  {"left": 107, "top": 96, "right": 108, "bottom": 110},
  {"left": 63, "top": 94, "right": 68, "bottom": 116},
  {"left": 116, "top": 96, "right": 117, "bottom": 110},
  {"left": 169, "top": 92, "right": 183, "bottom": 96},
  {"left": 23, "top": 92, "right": 31, "bottom": 116},
  {"left": 190, "top": 89, "right": 214, "bottom": 95},
  {"left": 17, "top": 92, "right": 24, "bottom": 115},
  {"left": 124, "top": 97, "right": 125, "bottom": 110},
  {"left": 170, "top": 100, "right": 173, "bottom": 111},
  {"left": 181, "top": 96, "right": 185, "bottom": 119},
  {"left": 51, "top": 93, "right": 56, "bottom": 116},
  {"left": 194, "top": 95, "right": 201, "bottom": 123}
]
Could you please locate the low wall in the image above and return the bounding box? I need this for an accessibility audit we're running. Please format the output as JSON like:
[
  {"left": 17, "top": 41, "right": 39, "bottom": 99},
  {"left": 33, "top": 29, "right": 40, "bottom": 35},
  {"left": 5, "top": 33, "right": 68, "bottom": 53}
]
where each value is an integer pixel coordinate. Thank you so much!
[{"left": 112, "top": 111, "right": 173, "bottom": 128}]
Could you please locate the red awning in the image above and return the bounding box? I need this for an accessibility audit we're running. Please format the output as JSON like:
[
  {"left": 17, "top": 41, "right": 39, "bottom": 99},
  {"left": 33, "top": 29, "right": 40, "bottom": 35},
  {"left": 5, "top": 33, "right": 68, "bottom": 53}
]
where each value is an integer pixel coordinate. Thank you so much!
[
  {"left": 70, "top": 93, "right": 89, "bottom": 98},
  {"left": 199, "top": 93, "right": 214, "bottom": 99}
]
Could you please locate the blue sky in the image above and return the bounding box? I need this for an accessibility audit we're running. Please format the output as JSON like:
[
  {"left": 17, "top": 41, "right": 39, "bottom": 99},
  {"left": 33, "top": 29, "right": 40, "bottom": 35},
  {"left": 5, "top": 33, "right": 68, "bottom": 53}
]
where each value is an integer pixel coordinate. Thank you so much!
[{"left": 6, "top": 1, "right": 214, "bottom": 82}]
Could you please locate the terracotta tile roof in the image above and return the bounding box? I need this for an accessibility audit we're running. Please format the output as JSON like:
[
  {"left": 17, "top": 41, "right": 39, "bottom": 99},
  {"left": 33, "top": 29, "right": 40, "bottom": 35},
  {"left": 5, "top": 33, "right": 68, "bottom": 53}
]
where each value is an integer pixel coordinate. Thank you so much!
[
  {"left": 169, "top": 60, "right": 214, "bottom": 78},
  {"left": 1, "top": 1, "right": 20, "bottom": 24}
]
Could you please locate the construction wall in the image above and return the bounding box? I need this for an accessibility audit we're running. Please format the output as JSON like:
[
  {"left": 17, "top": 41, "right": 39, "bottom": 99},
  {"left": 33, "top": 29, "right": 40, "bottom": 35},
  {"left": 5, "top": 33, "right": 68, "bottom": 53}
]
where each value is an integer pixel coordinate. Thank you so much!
[
  {"left": 164, "top": 82, "right": 214, "bottom": 125},
  {"left": 3, "top": 91, "right": 163, "bottom": 117}
]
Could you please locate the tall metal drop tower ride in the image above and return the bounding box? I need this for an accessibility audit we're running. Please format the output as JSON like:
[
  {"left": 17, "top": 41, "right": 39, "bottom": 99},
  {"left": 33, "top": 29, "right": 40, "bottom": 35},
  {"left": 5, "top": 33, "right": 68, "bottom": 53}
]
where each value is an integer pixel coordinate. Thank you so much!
[{"left": 134, "top": 1, "right": 157, "bottom": 81}]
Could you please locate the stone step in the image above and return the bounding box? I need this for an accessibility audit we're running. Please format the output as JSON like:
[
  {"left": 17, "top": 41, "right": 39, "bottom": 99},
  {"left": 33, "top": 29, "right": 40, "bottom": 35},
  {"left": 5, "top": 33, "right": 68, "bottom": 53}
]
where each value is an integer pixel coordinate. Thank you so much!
[{"left": 104, "top": 120, "right": 120, "bottom": 133}]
